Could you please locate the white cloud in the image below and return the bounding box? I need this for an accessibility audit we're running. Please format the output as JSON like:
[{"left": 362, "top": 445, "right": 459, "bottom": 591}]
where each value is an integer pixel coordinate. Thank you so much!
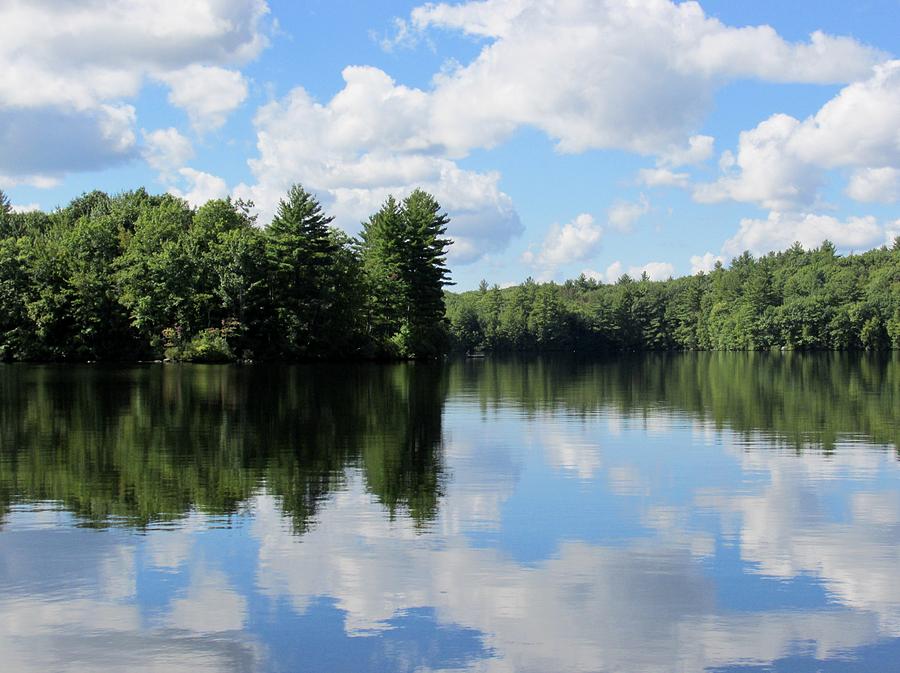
[
  {"left": 0, "top": 174, "right": 60, "bottom": 190},
  {"left": 377, "top": 17, "right": 420, "bottom": 52},
  {"left": 407, "top": 0, "right": 882, "bottom": 156},
  {"left": 658, "top": 134, "right": 715, "bottom": 167},
  {"left": 846, "top": 167, "right": 900, "bottom": 203},
  {"left": 693, "top": 114, "right": 821, "bottom": 210},
  {"left": 0, "top": 0, "right": 268, "bottom": 182},
  {"left": 722, "top": 211, "right": 887, "bottom": 256},
  {"left": 522, "top": 213, "right": 602, "bottom": 272},
  {"left": 142, "top": 128, "right": 194, "bottom": 177},
  {"left": 690, "top": 252, "right": 724, "bottom": 274},
  {"left": 636, "top": 261, "right": 676, "bottom": 281},
  {"left": 0, "top": 0, "right": 268, "bottom": 109},
  {"left": 594, "top": 260, "right": 675, "bottom": 283},
  {"left": 607, "top": 194, "right": 650, "bottom": 232},
  {"left": 169, "top": 168, "right": 230, "bottom": 207},
  {"left": 10, "top": 203, "right": 41, "bottom": 214},
  {"left": 885, "top": 220, "right": 900, "bottom": 245},
  {"left": 638, "top": 168, "right": 690, "bottom": 188},
  {"left": 639, "top": 135, "right": 714, "bottom": 190},
  {"left": 697, "top": 61, "right": 900, "bottom": 209},
  {"left": 236, "top": 67, "right": 522, "bottom": 264},
  {"left": 158, "top": 66, "right": 249, "bottom": 132}
]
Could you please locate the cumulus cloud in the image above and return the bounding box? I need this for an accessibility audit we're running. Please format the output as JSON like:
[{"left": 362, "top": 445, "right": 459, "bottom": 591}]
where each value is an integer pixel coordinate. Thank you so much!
[
  {"left": 307, "top": 0, "right": 884, "bottom": 253},
  {"left": 887, "top": 220, "right": 900, "bottom": 245},
  {"left": 0, "top": 174, "right": 60, "bottom": 190},
  {"left": 846, "top": 167, "right": 900, "bottom": 203},
  {"left": 690, "top": 252, "right": 725, "bottom": 274},
  {"left": 522, "top": 213, "right": 602, "bottom": 273},
  {"left": 607, "top": 194, "right": 651, "bottom": 231},
  {"left": 0, "top": 0, "right": 269, "bottom": 182},
  {"left": 10, "top": 203, "right": 41, "bottom": 214},
  {"left": 658, "top": 134, "right": 715, "bottom": 168},
  {"left": 693, "top": 114, "right": 822, "bottom": 210},
  {"left": 406, "top": 0, "right": 883, "bottom": 156},
  {"left": 589, "top": 260, "right": 675, "bottom": 283},
  {"left": 634, "top": 261, "right": 675, "bottom": 281},
  {"left": 638, "top": 168, "right": 690, "bottom": 188},
  {"left": 235, "top": 67, "right": 522, "bottom": 264},
  {"left": 696, "top": 61, "right": 900, "bottom": 209},
  {"left": 169, "top": 168, "right": 230, "bottom": 207},
  {"left": 722, "top": 211, "right": 888, "bottom": 256},
  {"left": 158, "top": 66, "right": 249, "bottom": 133},
  {"left": 638, "top": 135, "right": 713, "bottom": 190},
  {"left": 142, "top": 127, "right": 194, "bottom": 177}
]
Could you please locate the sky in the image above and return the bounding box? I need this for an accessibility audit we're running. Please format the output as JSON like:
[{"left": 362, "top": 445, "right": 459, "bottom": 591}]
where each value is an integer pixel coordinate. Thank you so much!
[{"left": 1, "top": 0, "right": 899, "bottom": 290}]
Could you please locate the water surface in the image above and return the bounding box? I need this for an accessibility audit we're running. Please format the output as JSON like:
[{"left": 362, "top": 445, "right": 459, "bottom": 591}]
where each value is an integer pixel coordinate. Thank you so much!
[{"left": 1, "top": 354, "right": 899, "bottom": 672}]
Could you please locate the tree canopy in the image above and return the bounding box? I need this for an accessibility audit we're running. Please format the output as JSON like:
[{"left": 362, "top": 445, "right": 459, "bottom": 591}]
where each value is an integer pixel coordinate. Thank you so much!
[
  {"left": 0, "top": 185, "right": 453, "bottom": 361},
  {"left": 446, "top": 239, "right": 900, "bottom": 353},
  {"left": 1, "top": 183, "right": 898, "bottom": 361}
]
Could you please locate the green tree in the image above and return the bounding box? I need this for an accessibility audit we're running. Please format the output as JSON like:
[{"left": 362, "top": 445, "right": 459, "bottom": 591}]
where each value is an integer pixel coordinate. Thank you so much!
[
  {"left": 0, "top": 189, "right": 10, "bottom": 234},
  {"left": 398, "top": 189, "right": 452, "bottom": 356},
  {"left": 360, "top": 195, "right": 407, "bottom": 352},
  {"left": 265, "top": 185, "right": 340, "bottom": 357},
  {"left": 115, "top": 194, "right": 195, "bottom": 353},
  {"left": 360, "top": 190, "right": 452, "bottom": 358}
]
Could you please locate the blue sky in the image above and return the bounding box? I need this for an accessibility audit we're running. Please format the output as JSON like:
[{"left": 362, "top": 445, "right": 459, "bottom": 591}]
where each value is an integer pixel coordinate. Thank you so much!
[{"left": 1, "top": 0, "right": 898, "bottom": 289}]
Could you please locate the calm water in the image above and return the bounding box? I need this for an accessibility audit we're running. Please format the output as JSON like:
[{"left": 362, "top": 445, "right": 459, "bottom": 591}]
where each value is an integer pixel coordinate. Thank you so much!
[{"left": 1, "top": 354, "right": 899, "bottom": 673}]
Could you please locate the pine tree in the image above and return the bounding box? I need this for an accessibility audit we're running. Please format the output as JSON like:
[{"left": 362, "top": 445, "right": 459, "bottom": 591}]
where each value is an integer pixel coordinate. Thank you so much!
[
  {"left": 400, "top": 189, "right": 452, "bottom": 356},
  {"left": 359, "top": 195, "right": 407, "bottom": 350},
  {"left": 265, "top": 184, "right": 339, "bottom": 357},
  {"left": 360, "top": 191, "right": 452, "bottom": 357},
  {"left": 0, "top": 189, "right": 11, "bottom": 236}
]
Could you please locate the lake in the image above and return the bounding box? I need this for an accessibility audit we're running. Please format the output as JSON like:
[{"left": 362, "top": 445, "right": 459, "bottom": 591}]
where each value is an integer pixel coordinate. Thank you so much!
[{"left": 1, "top": 354, "right": 899, "bottom": 673}]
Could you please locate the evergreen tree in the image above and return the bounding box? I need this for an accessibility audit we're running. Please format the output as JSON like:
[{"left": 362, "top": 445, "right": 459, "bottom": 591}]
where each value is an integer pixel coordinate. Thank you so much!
[
  {"left": 360, "top": 195, "right": 407, "bottom": 351},
  {"left": 0, "top": 189, "right": 10, "bottom": 234},
  {"left": 265, "top": 184, "right": 339, "bottom": 357},
  {"left": 360, "top": 190, "right": 452, "bottom": 358},
  {"left": 399, "top": 189, "right": 452, "bottom": 356}
]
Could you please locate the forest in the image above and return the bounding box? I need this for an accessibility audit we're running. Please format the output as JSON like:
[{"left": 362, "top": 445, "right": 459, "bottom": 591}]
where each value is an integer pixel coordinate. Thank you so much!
[
  {"left": 448, "top": 239, "right": 900, "bottom": 353},
  {"left": 0, "top": 186, "right": 450, "bottom": 361},
  {"left": 1, "top": 185, "right": 899, "bottom": 361}
]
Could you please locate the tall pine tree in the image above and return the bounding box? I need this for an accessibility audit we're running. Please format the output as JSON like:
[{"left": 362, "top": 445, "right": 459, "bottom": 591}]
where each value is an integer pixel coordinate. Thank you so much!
[
  {"left": 265, "top": 184, "right": 339, "bottom": 357},
  {"left": 0, "top": 189, "right": 11, "bottom": 236},
  {"left": 359, "top": 196, "right": 407, "bottom": 351},
  {"left": 360, "top": 190, "right": 452, "bottom": 358},
  {"left": 400, "top": 189, "right": 452, "bottom": 356}
]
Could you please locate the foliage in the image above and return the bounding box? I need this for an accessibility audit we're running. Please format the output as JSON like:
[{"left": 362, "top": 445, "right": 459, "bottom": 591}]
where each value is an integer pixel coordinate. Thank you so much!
[
  {"left": 2, "top": 183, "right": 897, "bottom": 359},
  {"left": 0, "top": 186, "right": 452, "bottom": 361},
  {"left": 446, "top": 240, "right": 900, "bottom": 353},
  {"left": 360, "top": 190, "right": 452, "bottom": 358}
]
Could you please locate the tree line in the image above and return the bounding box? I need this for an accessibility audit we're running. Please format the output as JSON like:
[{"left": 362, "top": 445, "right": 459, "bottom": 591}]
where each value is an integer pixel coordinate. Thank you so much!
[
  {"left": 447, "top": 240, "right": 900, "bottom": 353},
  {"left": 0, "top": 186, "right": 450, "bottom": 361},
  {"left": 2, "top": 184, "right": 899, "bottom": 360}
]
